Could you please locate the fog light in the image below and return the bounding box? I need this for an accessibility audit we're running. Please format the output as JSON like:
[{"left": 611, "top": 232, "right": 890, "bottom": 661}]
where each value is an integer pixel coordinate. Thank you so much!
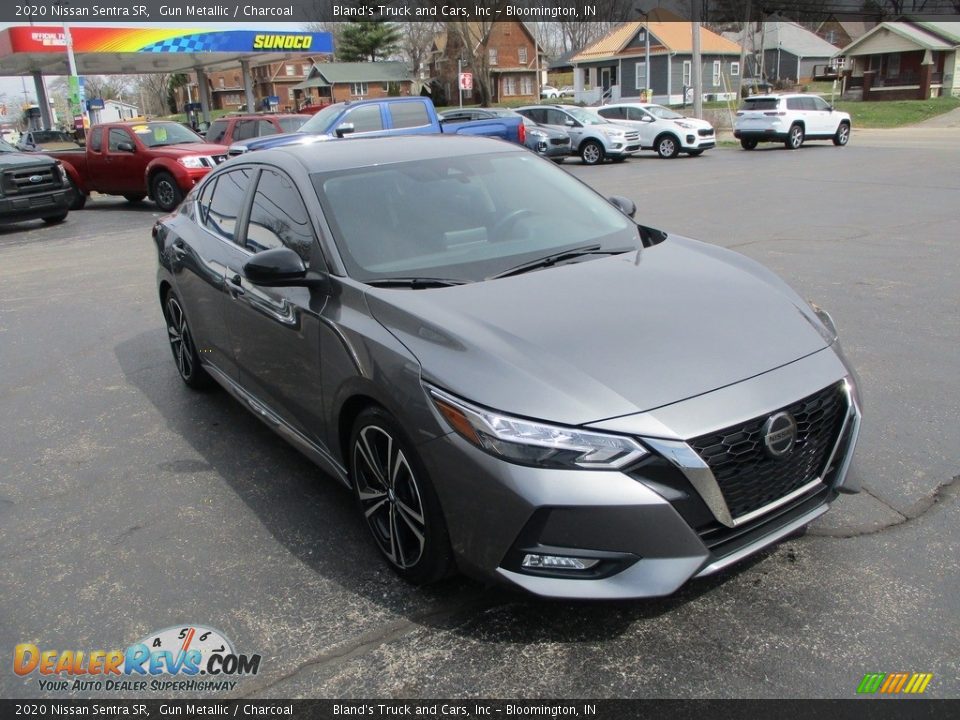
[
  {"left": 686, "top": 134, "right": 695, "bottom": 143},
  {"left": 522, "top": 554, "right": 599, "bottom": 571}
]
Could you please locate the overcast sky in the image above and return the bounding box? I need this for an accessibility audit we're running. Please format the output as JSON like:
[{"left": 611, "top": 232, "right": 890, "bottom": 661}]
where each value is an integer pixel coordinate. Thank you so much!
[{"left": 0, "top": 22, "right": 306, "bottom": 108}]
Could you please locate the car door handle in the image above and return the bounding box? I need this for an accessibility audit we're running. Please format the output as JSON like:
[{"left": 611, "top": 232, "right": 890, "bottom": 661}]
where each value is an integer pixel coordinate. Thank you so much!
[{"left": 227, "top": 273, "right": 246, "bottom": 297}]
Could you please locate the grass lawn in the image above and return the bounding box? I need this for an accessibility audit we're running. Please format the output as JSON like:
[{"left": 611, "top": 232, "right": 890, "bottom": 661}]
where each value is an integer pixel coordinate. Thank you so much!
[{"left": 833, "top": 97, "right": 960, "bottom": 127}]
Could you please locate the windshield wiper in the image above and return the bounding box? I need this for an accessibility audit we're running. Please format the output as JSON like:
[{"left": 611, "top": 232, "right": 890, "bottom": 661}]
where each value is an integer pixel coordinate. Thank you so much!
[
  {"left": 488, "top": 244, "right": 635, "bottom": 280},
  {"left": 366, "top": 277, "right": 467, "bottom": 289}
]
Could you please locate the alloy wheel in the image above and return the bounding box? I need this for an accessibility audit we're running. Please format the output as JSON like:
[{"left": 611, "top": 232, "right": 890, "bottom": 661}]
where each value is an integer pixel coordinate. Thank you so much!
[
  {"left": 581, "top": 142, "right": 602, "bottom": 165},
  {"left": 353, "top": 425, "right": 427, "bottom": 569},
  {"left": 165, "top": 295, "right": 194, "bottom": 381},
  {"left": 156, "top": 179, "right": 176, "bottom": 209}
]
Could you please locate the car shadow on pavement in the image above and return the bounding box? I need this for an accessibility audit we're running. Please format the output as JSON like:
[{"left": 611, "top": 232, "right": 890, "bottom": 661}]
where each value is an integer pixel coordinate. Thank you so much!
[{"left": 116, "top": 328, "right": 769, "bottom": 644}]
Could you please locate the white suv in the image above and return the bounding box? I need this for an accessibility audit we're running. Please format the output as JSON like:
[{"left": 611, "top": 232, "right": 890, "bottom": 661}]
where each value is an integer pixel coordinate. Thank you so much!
[
  {"left": 597, "top": 103, "right": 716, "bottom": 158},
  {"left": 734, "top": 94, "right": 851, "bottom": 150},
  {"left": 516, "top": 105, "right": 641, "bottom": 165}
]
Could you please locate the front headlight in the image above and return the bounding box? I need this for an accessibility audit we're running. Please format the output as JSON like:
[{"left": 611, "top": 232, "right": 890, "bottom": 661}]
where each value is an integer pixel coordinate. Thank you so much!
[
  {"left": 428, "top": 386, "right": 648, "bottom": 470},
  {"left": 178, "top": 156, "right": 205, "bottom": 169},
  {"left": 808, "top": 301, "right": 839, "bottom": 344},
  {"left": 55, "top": 162, "right": 68, "bottom": 184},
  {"left": 528, "top": 130, "right": 547, "bottom": 139},
  {"left": 674, "top": 121, "right": 696, "bottom": 129}
]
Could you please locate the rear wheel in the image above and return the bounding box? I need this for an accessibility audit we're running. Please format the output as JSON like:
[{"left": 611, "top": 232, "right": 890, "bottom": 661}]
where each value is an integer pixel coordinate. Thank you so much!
[
  {"left": 833, "top": 122, "right": 850, "bottom": 146},
  {"left": 656, "top": 134, "right": 680, "bottom": 159},
  {"left": 151, "top": 172, "right": 183, "bottom": 212},
  {"left": 162, "top": 290, "right": 212, "bottom": 390},
  {"left": 350, "top": 407, "right": 454, "bottom": 585},
  {"left": 66, "top": 178, "right": 86, "bottom": 210},
  {"left": 785, "top": 124, "right": 804, "bottom": 150},
  {"left": 740, "top": 138, "right": 758, "bottom": 150},
  {"left": 42, "top": 213, "right": 68, "bottom": 225}
]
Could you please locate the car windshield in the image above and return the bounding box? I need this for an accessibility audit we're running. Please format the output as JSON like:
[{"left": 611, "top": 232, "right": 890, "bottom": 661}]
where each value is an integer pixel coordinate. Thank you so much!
[
  {"left": 312, "top": 151, "right": 640, "bottom": 284},
  {"left": 299, "top": 103, "right": 347, "bottom": 133},
  {"left": 645, "top": 105, "right": 684, "bottom": 120},
  {"left": 562, "top": 107, "right": 609, "bottom": 125},
  {"left": 131, "top": 122, "right": 203, "bottom": 147},
  {"left": 279, "top": 116, "right": 310, "bottom": 133},
  {"left": 740, "top": 98, "right": 780, "bottom": 111}
]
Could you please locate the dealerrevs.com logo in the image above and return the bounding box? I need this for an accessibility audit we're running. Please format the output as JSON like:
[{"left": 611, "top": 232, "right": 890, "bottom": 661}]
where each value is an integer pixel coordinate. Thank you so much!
[{"left": 14, "top": 625, "right": 261, "bottom": 693}]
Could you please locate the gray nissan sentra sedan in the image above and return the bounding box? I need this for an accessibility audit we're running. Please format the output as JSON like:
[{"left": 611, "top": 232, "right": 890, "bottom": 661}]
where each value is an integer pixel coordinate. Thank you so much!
[{"left": 154, "top": 135, "right": 862, "bottom": 599}]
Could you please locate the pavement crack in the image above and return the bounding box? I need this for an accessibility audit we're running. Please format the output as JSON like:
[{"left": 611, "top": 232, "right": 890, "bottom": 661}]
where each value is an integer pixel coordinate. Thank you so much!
[
  {"left": 810, "top": 474, "right": 959, "bottom": 538},
  {"left": 235, "top": 593, "right": 501, "bottom": 698}
]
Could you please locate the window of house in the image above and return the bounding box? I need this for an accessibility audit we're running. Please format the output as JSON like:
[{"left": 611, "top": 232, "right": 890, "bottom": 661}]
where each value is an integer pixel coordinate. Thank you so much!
[
  {"left": 713, "top": 60, "right": 721, "bottom": 86},
  {"left": 489, "top": 48, "right": 498, "bottom": 66},
  {"left": 887, "top": 54, "right": 901, "bottom": 79},
  {"left": 302, "top": 64, "right": 311, "bottom": 75},
  {"left": 504, "top": 76, "right": 516, "bottom": 96},
  {"left": 285, "top": 64, "right": 295, "bottom": 76},
  {"left": 219, "top": 78, "right": 225, "bottom": 88},
  {"left": 683, "top": 60, "right": 692, "bottom": 87},
  {"left": 518, "top": 47, "right": 527, "bottom": 64},
  {"left": 350, "top": 82, "right": 369, "bottom": 96},
  {"left": 826, "top": 30, "right": 837, "bottom": 44},
  {"left": 731, "top": 62, "right": 740, "bottom": 77},
  {"left": 635, "top": 60, "right": 647, "bottom": 90},
  {"left": 520, "top": 76, "right": 533, "bottom": 95}
]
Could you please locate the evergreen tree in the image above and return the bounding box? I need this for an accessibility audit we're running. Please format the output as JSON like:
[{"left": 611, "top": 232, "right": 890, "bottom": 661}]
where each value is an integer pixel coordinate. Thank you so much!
[{"left": 336, "top": 20, "right": 401, "bottom": 62}]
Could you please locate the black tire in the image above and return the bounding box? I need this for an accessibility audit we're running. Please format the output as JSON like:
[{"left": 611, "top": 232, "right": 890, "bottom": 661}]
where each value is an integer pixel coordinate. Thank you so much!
[
  {"left": 785, "top": 124, "right": 804, "bottom": 150},
  {"left": 655, "top": 134, "right": 681, "bottom": 159},
  {"left": 66, "top": 178, "right": 87, "bottom": 210},
  {"left": 42, "top": 213, "right": 68, "bottom": 225},
  {"left": 833, "top": 122, "right": 850, "bottom": 146},
  {"left": 349, "top": 406, "right": 454, "bottom": 585},
  {"left": 551, "top": 157, "right": 565, "bottom": 164},
  {"left": 687, "top": 149, "right": 705, "bottom": 157},
  {"left": 151, "top": 172, "right": 183, "bottom": 212},
  {"left": 162, "top": 290, "right": 213, "bottom": 390},
  {"left": 580, "top": 140, "right": 604, "bottom": 166},
  {"left": 740, "top": 138, "right": 758, "bottom": 150},
  {"left": 124, "top": 193, "right": 147, "bottom": 203},
  {"left": 611, "top": 156, "right": 627, "bottom": 163}
]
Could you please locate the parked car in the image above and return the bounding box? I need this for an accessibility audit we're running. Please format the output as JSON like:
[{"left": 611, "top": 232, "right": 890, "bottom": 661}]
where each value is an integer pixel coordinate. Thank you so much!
[
  {"left": 439, "top": 108, "right": 571, "bottom": 161},
  {"left": 204, "top": 114, "right": 311, "bottom": 146},
  {"left": 516, "top": 105, "right": 640, "bottom": 165},
  {"left": 540, "top": 85, "right": 561, "bottom": 99},
  {"left": 596, "top": 103, "right": 716, "bottom": 158},
  {"left": 227, "top": 97, "right": 526, "bottom": 156},
  {"left": 559, "top": 86, "right": 575, "bottom": 98},
  {"left": 17, "top": 130, "right": 82, "bottom": 153},
  {"left": 154, "top": 135, "right": 861, "bottom": 599},
  {"left": 734, "top": 94, "right": 851, "bottom": 150},
  {"left": 0, "top": 139, "right": 72, "bottom": 225},
  {"left": 46, "top": 121, "right": 228, "bottom": 211}
]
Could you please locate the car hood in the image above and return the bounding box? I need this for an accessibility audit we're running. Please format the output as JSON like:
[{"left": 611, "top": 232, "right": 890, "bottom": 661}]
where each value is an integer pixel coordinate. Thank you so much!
[
  {"left": 365, "top": 234, "right": 832, "bottom": 427},
  {"left": 150, "top": 143, "right": 228, "bottom": 157},
  {"left": 672, "top": 116, "right": 714, "bottom": 130},
  {"left": 0, "top": 151, "right": 56, "bottom": 167},
  {"left": 235, "top": 132, "right": 330, "bottom": 153}
]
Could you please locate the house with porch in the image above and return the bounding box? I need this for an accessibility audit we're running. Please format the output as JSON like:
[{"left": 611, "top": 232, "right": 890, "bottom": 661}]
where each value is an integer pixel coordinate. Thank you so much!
[
  {"left": 291, "top": 62, "right": 414, "bottom": 108},
  {"left": 726, "top": 17, "right": 841, "bottom": 83},
  {"left": 569, "top": 9, "right": 743, "bottom": 105},
  {"left": 837, "top": 21, "right": 960, "bottom": 101}
]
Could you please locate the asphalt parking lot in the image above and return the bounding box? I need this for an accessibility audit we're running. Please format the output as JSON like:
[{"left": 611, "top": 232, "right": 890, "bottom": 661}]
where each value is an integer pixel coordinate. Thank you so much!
[{"left": 2, "top": 129, "right": 958, "bottom": 700}]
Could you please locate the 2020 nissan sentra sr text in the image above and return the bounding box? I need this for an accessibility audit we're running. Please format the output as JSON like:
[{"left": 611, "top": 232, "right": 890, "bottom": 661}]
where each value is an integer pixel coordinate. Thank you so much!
[{"left": 153, "top": 135, "right": 861, "bottom": 599}]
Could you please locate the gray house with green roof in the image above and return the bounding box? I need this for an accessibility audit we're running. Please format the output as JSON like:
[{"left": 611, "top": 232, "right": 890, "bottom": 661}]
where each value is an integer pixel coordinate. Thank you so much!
[{"left": 292, "top": 61, "right": 414, "bottom": 108}]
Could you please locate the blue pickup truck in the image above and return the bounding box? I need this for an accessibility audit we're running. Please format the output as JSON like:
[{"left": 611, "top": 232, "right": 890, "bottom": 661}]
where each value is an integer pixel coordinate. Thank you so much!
[{"left": 227, "top": 97, "right": 525, "bottom": 155}]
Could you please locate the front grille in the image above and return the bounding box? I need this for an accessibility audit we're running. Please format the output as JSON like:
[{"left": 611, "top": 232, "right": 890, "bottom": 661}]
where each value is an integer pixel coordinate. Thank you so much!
[
  {"left": 623, "top": 131, "right": 640, "bottom": 142},
  {"left": 550, "top": 138, "right": 570, "bottom": 146},
  {"left": 698, "top": 128, "right": 714, "bottom": 137},
  {"left": 2, "top": 165, "right": 60, "bottom": 196},
  {"left": 689, "top": 382, "right": 847, "bottom": 520}
]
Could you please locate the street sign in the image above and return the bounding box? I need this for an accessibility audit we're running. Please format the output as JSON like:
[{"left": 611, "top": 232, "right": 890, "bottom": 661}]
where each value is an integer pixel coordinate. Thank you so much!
[{"left": 459, "top": 72, "right": 473, "bottom": 91}]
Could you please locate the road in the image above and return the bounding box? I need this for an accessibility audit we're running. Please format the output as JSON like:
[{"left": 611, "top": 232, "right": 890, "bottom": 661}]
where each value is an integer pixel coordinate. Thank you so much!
[{"left": 1, "top": 129, "right": 957, "bottom": 700}]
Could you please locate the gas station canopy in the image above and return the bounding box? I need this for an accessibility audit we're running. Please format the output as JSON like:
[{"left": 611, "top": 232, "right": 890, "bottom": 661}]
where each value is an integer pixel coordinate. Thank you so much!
[{"left": 0, "top": 26, "right": 333, "bottom": 76}]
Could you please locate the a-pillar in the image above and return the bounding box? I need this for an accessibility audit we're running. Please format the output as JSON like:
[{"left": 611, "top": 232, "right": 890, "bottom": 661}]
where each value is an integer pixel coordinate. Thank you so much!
[
  {"left": 32, "top": 71, "right": 53, "bottom": 130},
  {"left": 240, "top": 59, "right": 256, "bottom": 112}
]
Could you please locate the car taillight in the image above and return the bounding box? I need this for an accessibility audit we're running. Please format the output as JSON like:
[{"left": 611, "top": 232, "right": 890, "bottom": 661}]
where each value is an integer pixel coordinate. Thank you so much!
[
  {"left": 764, "top": 111, "right": 787, "bottom": 116},
  {"left": 518, "top": 122, "right": 526, "bottom": 145}
]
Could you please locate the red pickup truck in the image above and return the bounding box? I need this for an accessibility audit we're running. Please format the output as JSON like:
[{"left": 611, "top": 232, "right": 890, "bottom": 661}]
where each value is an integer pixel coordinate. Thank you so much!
[{"left": 48, "top": 121, "right": 228, "bottom": 211}]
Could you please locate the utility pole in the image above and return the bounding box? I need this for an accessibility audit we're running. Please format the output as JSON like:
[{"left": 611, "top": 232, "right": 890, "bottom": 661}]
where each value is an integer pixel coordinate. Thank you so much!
[
  {"left": 738, "top": 0, "right": 752, "bottom": 96},
  {"left": 636, "top": 6, "right": 652, "bottom": 101},
  {"left": 692, "top": 1, "right": 703, "bottom": 118}
]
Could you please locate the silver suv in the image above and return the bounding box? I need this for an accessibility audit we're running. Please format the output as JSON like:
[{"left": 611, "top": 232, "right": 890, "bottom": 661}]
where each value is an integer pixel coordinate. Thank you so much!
[
  {"left": 734, "top": 94, "right": 851, "bottom": 150},
  {"left": 516, "top": 105, "right": 641, "bottom": 165}
]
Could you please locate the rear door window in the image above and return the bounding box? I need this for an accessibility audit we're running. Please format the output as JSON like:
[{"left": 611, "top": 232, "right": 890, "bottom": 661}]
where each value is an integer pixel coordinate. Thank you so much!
[
  {"left": 389, "top": 102, "right": 430, "bottom": 129},
  {"left": 786, "top": 97, "right": 805, "bottom": 111}
]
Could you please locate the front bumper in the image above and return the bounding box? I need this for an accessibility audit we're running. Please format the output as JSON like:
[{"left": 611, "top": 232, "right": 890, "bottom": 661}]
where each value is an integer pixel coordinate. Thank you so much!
[
  {"left": 532, "top": 140, "right": 571, "bottom": 159},
  {"left": 0, "top": 189, "right": 71, "bottom": 224},
  {"left": 419, "top": 347, "right": 860, "bottom": 599}
]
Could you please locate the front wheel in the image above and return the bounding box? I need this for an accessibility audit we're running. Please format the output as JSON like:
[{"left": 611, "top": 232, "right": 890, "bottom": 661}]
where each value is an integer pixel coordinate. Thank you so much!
[
  {"left": 656, "top": 135, "right": 680, "bottom": 159},
  {"left": 785, "top": 124, "right": 804, "bottom": 150},
  {"left": 580, "top": 140, "right": 604, "bottom": 166},
  {"left": 740, "top": 138, "right": 758, "bottom": 150},
  {"left": 43, "top": 213, "right": 68, "bottom": 225},
  {"left": 350, "top": 407, "right": 454, "bottom": 585},
  {"left": 833, "top": 122, "right": 850, "bottom": 146},
  {"left": 66, "top": 178, "right": 87, "bottom": 210},
  {"left": 151, "top": 172, "right": 183, "bottom": 212}
]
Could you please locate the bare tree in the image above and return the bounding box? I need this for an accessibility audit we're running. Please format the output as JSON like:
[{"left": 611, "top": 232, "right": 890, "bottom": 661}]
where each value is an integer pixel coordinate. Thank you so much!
[{"left": 397, "top": 21, "right": 440, "bottom": 78}]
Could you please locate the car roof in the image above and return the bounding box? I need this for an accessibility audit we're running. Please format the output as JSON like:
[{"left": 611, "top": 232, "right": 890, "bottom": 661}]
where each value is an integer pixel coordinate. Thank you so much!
[{"left": 260, "top": 135, "right": 524, "bottom": 173}]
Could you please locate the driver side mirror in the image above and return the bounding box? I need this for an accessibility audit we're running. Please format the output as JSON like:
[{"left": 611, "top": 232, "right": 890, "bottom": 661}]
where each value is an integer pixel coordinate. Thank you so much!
[
  {"left": 335, "top": 122, "right": 355, "bottom": 138},
  {"left": 565, "top": 119, "right": 577, "bottom": 127},
  {"left": 116, "top": 141, "right": 135, "bottom": 152},
  {"left": 243, "top": 247, "right": 327, "bottom": 288},
  {"left": 608, "top": 195, "right": 636, "bottom": 219}
]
